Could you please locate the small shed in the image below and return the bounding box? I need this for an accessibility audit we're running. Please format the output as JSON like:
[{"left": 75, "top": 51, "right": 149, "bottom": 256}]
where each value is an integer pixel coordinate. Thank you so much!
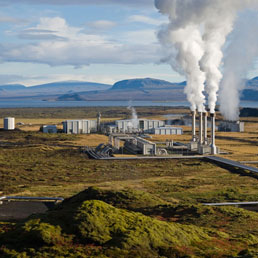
[
  {"left": 42, "top": 125, "right": 57, "bottom": 133},
  {"left": 4, "top": 117, "right": 15, "bottom": 130},
  {"left": 218, "top": 121, "right": 244, "bottom": 132}
]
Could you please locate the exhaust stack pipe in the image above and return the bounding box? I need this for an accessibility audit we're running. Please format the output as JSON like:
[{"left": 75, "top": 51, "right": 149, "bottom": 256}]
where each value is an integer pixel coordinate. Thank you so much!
[
  {"left": 191, "top": 110, "right": 196, "bottom": 142},
  {"left": 203, "top": 112, "right": 207, "bottom": 145},
  {"left": 210, "top": 113, "right": 217, "bottom": 154},
  {"left": 198, "top": 112, "right": 203, "bottom": 145}
]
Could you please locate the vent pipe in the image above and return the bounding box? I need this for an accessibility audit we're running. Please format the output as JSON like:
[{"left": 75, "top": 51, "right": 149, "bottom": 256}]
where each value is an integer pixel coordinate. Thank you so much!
[
  {"left": 203, "top": 112, "right": 207, "bottom": 145},
  {"left": 210, "top": 113, "right": 217, "bottom": 154},
  {"left": 198, "top": 112, "right": 203, "bottom": 145},
  {"left": 191, "top": 110, "right": 196, "bottom": 142}
]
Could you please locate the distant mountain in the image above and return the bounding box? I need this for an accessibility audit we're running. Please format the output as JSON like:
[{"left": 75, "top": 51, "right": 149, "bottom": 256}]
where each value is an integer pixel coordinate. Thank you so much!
[
  {"left": 57, "top": 78, "right": 186, "bottom": 101},
  {"left": 0, "top": 77, "right": 257, "bottom": 102},
  {"left": 0, "top": 81, "right": 111, "bottom": 99},
  {"left": 29, "top": 81, "right": 111, "bottom": 92},
  {"left": 0, "top": 84, "right": 26, "bottom": 91},
  {"left": 110, "top": 78, "right": 186, "bottom": 91},
  {"left": 246, "top": 76, "right": 258, "bottom": 88},
  {"left": 241, "top": 77, "right": 258, "bottom": 101}
]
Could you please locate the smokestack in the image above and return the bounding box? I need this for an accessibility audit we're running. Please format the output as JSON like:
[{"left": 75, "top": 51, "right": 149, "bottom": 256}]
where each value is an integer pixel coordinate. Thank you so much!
[
  {"left": 191, "top": 110, "right": 196, "bottom": 142},
  {"left": 97, "top": 112, "right": 101, "bottom": 132},
  {"left": 198, "top": 112, "right": 203, "bottom": 145},
  {"left": 210, "top": 113, "right": 217, "bottom": 154},
  {"left": 203, "top": 112, "right": 207, "bottom": 144}
]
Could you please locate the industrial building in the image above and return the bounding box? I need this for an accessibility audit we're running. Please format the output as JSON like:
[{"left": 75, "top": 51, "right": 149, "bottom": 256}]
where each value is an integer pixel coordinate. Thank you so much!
[
  {"left": 152, "top": 127, "right": 183, "bottom": 135},
  {"left": 62, "top": 120, "right": 97, "bottom": 134},
  {"left": 4, "top": 117, "right": 15, "bottom": 130},
  {"left": 123, "top": 137, "right": 157, "bottom": 155},
  {"left": 218, "top": 121, "right": 244, "bottom": 132},
  {"left": 115, "top": 119, "right": 165, "bottom": 133},
  {"left": 42, "top": 125, "right": 57, "bottom": 133}
]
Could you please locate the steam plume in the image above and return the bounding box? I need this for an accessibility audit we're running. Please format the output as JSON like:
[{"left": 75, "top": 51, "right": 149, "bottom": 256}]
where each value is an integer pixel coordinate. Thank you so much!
[
  {"left": 158, "top": 24, "right": 206, "bottom": 112},
  {"left": 155, "top": 0, "right": 258, "bottom": 114},
  {"left": 127, "top": 104, "right": 138, "bottom": 129},
  {"left": 219, "top": 11, "right": 258, "bottom": 121}
]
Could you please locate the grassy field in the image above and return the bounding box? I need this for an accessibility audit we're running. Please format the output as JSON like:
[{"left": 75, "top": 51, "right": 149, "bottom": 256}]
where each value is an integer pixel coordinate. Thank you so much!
[{"left": 0, "top": 107, "right": 257, "bottom": 257}]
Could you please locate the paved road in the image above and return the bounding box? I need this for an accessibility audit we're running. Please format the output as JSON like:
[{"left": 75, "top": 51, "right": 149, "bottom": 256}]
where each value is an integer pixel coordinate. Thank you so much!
[
  {"left": 205, "top": 156, "right": 258, "bottom": 173},
  {"left": 0, "top": 201, "right": 55, "bottom": 220},
  {"left": 100, "top": 155, "right": 204, "bottom": 160}
]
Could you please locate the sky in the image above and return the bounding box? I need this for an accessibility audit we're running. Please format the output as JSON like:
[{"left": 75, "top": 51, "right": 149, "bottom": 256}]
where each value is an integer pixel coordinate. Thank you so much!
[{"left": 0, "top": 0, "right": 256, "bottom": 87}]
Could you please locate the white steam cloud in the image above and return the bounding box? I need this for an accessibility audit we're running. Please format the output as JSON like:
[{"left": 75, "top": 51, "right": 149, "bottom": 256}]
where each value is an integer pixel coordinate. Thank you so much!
[
  {"left": 158, "top": 24, "right": 206, "bottom": 112},
  {"left": 155, "top": 0, "right": 258, "bottom": 115},
  {"left": 127, "top": 104, "right": 138, "bottom": 129},
  {"left": 219, "top": 11, "right": 258, "bottom": 121}
]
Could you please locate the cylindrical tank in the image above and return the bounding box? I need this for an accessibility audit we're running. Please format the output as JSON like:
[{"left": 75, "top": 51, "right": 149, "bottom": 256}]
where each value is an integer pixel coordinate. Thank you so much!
[{"left": 4, "top": 117, "right": 15, "bottom": 130}]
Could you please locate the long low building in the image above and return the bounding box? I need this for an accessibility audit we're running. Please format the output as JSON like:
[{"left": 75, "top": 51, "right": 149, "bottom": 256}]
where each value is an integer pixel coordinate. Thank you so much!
[
  {"left": 152, "top": 127, "right": 183, "bottom": 135},
  {"left": 62, "top": 120, "right": 97, "bottom": 134},
  {"left": 115, "top": 119, "right": 165, "bottom": 133}
]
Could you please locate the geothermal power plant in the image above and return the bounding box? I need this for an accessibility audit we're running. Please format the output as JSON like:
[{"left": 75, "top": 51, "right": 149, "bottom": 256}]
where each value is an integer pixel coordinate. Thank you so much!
[{"left": 189, "top": 111, "right": 218, "bottom": 155}]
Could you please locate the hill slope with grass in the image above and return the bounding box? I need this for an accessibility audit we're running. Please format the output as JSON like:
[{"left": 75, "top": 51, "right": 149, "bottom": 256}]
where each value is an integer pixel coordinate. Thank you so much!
[{"left": 0, "top": 187, "right": 258, "bottom": 257}]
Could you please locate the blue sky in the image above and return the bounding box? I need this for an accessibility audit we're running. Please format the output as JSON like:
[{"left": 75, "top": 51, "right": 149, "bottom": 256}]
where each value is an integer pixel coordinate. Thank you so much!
[{"left": 0, "top": 0, "right": 256, "bottom": 86}]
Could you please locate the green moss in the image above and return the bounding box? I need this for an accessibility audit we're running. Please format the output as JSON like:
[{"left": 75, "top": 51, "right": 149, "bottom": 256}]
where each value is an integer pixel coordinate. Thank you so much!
[
  {"left": 63, "top": 186, "right": 166, "bottom": 210},
  {"left": 22, "top": 219, "right": 63, "bottom": 245},
  {"left": 0, "top": 187, "right": 257, "bottom": 257},
  {"left": 74, "top": 200, "right": 211, "bottom": 250}
]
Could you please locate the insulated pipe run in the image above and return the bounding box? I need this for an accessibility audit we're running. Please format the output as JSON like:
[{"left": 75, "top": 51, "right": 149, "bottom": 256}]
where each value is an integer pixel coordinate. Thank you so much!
[
  {"left": 191, "top": 110, "right": 196, "bottom": 142},
  {"left": 210, "top": 113, "right": 217, "bottom": 154},
  {"left": 198, "top": 112, "right": 203, "bottom": 145},
  {"left": 203, "top": 112, "right": 208, "bottom": 145}
]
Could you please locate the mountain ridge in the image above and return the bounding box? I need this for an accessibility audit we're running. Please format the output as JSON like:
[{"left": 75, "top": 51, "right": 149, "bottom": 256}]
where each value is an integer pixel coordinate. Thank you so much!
[{"left": 0, "top": 77, "right": 257, "bottom": 101}]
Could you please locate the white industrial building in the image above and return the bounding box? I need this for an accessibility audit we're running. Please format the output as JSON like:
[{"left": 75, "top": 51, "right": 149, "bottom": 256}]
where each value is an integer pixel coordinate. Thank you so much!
[
  {"left": 115, "top": 119, "right": 165, "bottom": 133},
  {"left": 4, "top": 117, "right": 15, "bottom": 130},
  {"left": 42, "top": 125, "right": 57, "bottom": 133},
  {"left": 62, "top": 120, "right": 97, "bottom": 134},
  {"left": 152, "top": 127, "right": 183, "bottom": 135}
]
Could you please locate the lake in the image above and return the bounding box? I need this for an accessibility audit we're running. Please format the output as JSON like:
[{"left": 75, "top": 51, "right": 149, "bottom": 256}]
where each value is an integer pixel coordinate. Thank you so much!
[{"left": 0, "top": 100, "right": 257, "bottom": 108}]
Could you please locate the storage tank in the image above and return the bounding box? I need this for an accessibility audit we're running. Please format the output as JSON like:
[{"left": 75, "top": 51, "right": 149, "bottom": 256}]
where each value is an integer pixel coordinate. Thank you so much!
[{"left": 4, "top": 117, "right": 15, "bottom": 130}]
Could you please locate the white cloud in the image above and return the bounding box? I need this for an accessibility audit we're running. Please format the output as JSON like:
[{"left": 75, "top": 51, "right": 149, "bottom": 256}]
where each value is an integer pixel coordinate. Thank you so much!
[
  {"left": 88, "top": 20, "right": 117, "bottom": 31},
  {"left": 128, "top": 15, "right": 163, "bottom": 26},
  {"left": 0, "top": 16, "right": 27, "bottom": 24},
  {"left": 0, "top": 16, "right": 160, "bottom": 66},
  {"left": 0, "top": 0, "right": 152, "bottom": 7},
  {"left": 124, "top": 29, "right": 158, "bottom": 44}
]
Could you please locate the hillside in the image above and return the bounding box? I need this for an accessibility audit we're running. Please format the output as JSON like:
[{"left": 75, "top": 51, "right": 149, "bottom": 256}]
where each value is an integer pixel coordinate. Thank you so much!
[
  {"left": 57, "top": 78, "right": 186, "bottom": 101},
  {"left": 0, "top": 77, "right": 257, "bottom": 101},
  {"left": 57, "top": 77, "right": 258, "bottom": 101},
  {"left": 0, "top": 81, "right": 111, "bottom": 99},
  {"left": 1, "top": 187, "right": 258, "bottom": 257},
  {"left": 110, "top": 78, "right": 186, "bottom": 91}
]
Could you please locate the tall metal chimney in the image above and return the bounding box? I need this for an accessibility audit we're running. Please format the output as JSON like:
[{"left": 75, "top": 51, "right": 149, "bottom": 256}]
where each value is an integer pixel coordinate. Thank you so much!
[
  {"left": 203, "top": 112, "right": 207, "bottom": 145},
  {"left": 191, "top": 110, "right": 196, "bottom": 142},
  {"left": 210, "top": 113, "right": 217, "bottom": 154},
  {"left": 198, "top": 112, "right": 203, "bottom": 145},
  {"left": 97, "top": 112, "right": 101, "bottom": 132}
]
